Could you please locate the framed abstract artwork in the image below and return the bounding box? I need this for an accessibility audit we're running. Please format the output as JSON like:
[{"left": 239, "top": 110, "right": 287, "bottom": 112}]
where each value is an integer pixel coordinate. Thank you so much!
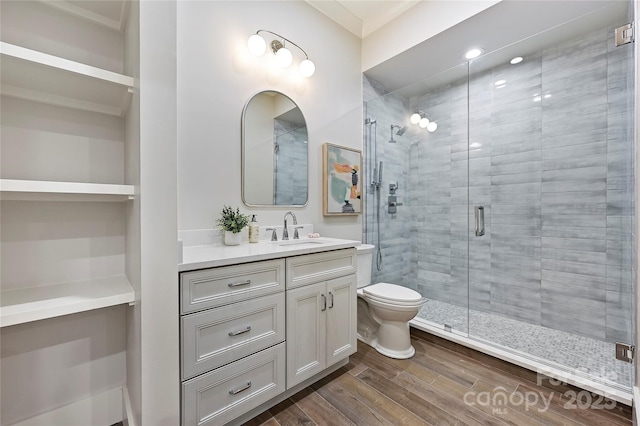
[{"left": 323, "top": 143, "right": 362, "bottom": 215}]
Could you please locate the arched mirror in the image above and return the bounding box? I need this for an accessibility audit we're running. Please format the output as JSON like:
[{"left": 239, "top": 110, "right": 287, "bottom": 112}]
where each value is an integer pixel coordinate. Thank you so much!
[{"left": 242, "top": 91, "right": 308, "bottom": 206}]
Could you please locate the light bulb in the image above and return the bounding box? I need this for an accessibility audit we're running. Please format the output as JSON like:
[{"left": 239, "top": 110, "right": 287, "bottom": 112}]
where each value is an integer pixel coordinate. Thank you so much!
[
  {"left": 410, "top": 113, "right": 421, "bottom": 124},
  {"left": 465, "top": 48, "right": 483, "bottom": 60},
  {"left": 247, "top": 34, "right": 266, "bottom": 56},
  {"left": 419, "top": 117, "right": 430, "bottom": 128},
  {"left": 299, "top": 59, "right": 315, "bottom": 77},
  {"left": 275, "top": 47, "right": 292, "bottom": 67},
  {"left": 427, "top": 121, "right": 438, "bottom": 132}
]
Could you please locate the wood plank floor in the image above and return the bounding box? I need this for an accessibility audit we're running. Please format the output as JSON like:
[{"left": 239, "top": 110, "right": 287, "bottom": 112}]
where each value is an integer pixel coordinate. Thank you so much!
[{"left": 244, "top": 329, "right": 632, "bottom": 426}]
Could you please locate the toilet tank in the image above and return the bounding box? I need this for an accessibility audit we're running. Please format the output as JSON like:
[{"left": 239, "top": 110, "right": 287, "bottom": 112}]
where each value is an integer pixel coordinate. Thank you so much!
[{"left": 355, "top": 244, "right": 375, "bottom": 288}]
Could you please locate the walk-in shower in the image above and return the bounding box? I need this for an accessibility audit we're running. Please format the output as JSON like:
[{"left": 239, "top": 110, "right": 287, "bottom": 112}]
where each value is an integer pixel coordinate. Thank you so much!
[{"left": 363, "top": 1, "right": 635, "bottom": 402}]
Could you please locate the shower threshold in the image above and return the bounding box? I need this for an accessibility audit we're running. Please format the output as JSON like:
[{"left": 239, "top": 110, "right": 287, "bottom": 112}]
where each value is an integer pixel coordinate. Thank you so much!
[{"left": 410, "top": 316, "right": 633, "bottom": 406}]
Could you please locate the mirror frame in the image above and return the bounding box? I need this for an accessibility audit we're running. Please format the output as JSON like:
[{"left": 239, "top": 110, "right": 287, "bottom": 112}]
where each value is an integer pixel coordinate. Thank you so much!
[{"left": 241, "top": 90, "right": 309, "bottom": 208}]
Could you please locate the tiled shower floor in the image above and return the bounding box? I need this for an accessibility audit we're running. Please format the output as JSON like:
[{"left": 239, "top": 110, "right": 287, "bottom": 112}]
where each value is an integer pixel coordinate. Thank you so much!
[{"left": 417, "top": 298, "right": 633, "bottom": 389}]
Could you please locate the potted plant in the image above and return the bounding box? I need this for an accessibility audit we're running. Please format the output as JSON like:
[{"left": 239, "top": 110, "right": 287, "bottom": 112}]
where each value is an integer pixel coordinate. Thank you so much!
[{"left": 216, "top": 205, "right": 250, "bottom": 246}]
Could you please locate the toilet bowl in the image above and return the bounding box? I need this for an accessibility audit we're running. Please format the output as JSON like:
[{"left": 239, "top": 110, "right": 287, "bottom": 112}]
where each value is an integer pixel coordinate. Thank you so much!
[{"left": 356, "top": 244, "right": 425, "bottom": 359}]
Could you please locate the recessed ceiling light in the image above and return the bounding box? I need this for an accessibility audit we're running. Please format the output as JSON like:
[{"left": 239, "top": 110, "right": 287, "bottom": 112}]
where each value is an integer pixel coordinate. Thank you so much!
[
  {"left": 494, "top": 79, "right": 506, "bottom": 86},
  {"left": 465, "top": 48, "right": 483, "bottom": 60},
  {"left": 510, "top": 56, "right": 523, "bottom": 64}
]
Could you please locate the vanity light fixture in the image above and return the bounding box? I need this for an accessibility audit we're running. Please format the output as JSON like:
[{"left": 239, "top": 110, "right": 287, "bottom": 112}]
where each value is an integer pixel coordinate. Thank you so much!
[
  {"left": 410, "top": 110, "right": 438, "bottom": 132},
  {"left": 247, "top": 30, "right": 316, "bottom": 77}
]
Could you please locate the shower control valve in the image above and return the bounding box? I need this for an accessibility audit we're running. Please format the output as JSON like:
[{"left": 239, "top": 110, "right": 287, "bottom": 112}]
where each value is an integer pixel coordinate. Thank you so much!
[
  {"left": 387, "top": 195, "right": 403, "bottom": 214},
  {"left": 389, "top": 182, "right": 399, "bottom": 194}
]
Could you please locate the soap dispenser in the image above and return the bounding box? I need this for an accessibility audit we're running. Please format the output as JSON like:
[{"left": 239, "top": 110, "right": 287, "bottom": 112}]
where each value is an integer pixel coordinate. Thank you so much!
[{"left": 248, "top": 215, "right": 259, "bottom": 243}]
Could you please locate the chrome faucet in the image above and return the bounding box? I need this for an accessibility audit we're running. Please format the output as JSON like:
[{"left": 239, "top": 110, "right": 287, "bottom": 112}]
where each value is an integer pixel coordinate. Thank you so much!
[{"left": 282, "top": 211, "right": 298, "bottom": 240}]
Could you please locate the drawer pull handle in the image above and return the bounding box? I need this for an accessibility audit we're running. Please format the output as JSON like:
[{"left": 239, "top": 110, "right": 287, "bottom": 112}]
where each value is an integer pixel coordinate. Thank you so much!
[
  {"left": 228, "top": 326, "right": 252, "bottom": 337},
  {"left": 321, "top": 294, "right": 327, "bottom": 311},
  {"left": 228, "top": 279, "right": 251, "bottom": 288},
  {"left": 328, "top": 291, "right": 334, "bottom": 309},
  {"left": 229, "top": 381, "right": 252, "bottom": 395}
]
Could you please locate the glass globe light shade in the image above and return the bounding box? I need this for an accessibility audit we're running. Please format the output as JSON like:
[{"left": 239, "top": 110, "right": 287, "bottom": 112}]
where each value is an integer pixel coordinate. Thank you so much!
[
  {"left": 427, "top": 121, "right": 438, "bottom": 132},
  {"left": 299, "top": 59, "right": 316, "bottom": 77},
  {"left": 410, "top": 113, "right": 421, "bottom": 124},
  {"left": 247, "top": 34, "right": 266, "bottom": 56},
  {"left": 275, "top": 47, "right": 293, "bottom": 67},
  {"left": 419, "top": 117, "right": 430, "bottom": 128}
]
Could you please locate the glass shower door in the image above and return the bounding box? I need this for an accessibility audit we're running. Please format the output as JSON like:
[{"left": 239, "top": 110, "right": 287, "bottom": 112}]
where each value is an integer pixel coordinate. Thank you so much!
[{"left": 466, "top": 4, "right": 635, "bottom": 392}]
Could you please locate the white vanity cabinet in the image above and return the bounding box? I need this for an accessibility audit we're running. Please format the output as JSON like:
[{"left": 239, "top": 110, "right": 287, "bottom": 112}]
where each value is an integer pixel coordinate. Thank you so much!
[
  {"left": 179, "top": 242, "right": 358, "bottom": 426},
  {"left": 285, "top": 249, "right": 357, "bottom": 388},
  {"left": 179, "top": 259, "right": 287, "bottom": 426}
]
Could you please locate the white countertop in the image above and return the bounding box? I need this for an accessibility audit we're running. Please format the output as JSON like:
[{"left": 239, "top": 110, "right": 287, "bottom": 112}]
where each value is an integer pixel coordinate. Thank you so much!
[{"left": 179, "top": 237, "right": 360, "bottom": 272}]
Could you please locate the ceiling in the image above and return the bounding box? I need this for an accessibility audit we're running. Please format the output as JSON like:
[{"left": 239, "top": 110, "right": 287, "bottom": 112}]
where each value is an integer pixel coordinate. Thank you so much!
[
  {"left": 304, "top": 0, "right": 421, "bottom": 38},
  {"left": 364, "top": 0, "right": 630, "bottom": 94},
  {"left": 304, "top": 1, "right": 629, "bottom": 94}
]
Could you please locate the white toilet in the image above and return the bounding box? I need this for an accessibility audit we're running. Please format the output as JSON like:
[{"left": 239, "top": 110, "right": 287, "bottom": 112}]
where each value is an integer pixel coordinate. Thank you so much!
[{"left": 356, "top": 244, "right": 425, "bottom": 359}]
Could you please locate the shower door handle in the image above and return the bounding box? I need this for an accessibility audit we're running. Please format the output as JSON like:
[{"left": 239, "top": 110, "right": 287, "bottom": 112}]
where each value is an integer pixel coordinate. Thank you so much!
[{"left": 475, "top": 206, "right": 485, "bottom": 237}]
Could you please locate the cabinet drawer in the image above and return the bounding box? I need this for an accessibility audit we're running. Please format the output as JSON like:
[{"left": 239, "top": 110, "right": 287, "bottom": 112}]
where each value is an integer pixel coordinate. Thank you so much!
[
  {"left": 286, "top": 248, "right": 356, "bottom": 289},
  {"left": 180, "top": 259, "right": 285, "bottom": 313},
  {"left": 182, "top": 343, "right": 286, "bottom": 426},
  {"left": 181, "top": 292, "right": 285, "bottom": 380}
]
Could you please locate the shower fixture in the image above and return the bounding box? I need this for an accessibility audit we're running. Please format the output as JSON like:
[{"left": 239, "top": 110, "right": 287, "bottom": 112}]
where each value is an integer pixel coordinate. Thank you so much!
[{"left": 389, "top": 124, "right": 407, "bottom": 143}]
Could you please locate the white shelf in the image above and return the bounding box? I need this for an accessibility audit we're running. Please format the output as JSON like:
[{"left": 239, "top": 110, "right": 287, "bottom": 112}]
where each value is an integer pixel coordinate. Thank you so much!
[
  {"left": 0, "top": 42, "right": 134, "bottom": 116},
  {"left": 0, "top": 179, "right": 135, "bottom": 201},
  {"left": 1, "top": 276, "right": 135, "bottom": 327}
]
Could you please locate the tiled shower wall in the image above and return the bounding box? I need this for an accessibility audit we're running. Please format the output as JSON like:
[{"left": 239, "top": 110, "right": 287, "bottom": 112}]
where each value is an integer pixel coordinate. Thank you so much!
[
  {"left": 363, "top": 75, "right": 413, "bottom": 285},
  {"left": 274, "top": 121, "right": 308, "bottom": 205},
  {"left": 364, "top": 25, "right": 634, "bottom": 343}
]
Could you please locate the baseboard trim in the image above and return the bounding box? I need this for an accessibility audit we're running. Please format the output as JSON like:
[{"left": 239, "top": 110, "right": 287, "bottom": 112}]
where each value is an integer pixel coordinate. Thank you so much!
[{"left": 10, "top": 387, "right": 124, "bottom": 426}]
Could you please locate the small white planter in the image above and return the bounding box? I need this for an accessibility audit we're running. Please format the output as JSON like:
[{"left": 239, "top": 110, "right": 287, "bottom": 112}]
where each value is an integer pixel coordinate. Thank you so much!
[{"left": 224, "top": 231, "right": 242, "bottom": 246}]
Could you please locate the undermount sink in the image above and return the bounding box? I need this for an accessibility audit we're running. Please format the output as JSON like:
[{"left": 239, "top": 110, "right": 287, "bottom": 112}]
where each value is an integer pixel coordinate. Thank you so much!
[{"left": 273, "top": 239, "right": 327, "bottom": 247}]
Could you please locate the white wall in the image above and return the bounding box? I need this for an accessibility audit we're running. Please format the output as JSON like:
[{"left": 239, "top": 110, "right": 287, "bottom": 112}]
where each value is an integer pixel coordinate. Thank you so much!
[
  {"left": 177, "top": 0, "right": 363, "bottom": 241},
  {"left": 124, "top": 1, "right": 142, "bottom": 425},
  {"left": 139, "top": 0, "right": 179, "bottom": 424},
  {"left": 361, "top": 0, "right": 500, "bottom": 72},
  {"left": 1, "top": 307, "right": 127, "bottom": 425}
]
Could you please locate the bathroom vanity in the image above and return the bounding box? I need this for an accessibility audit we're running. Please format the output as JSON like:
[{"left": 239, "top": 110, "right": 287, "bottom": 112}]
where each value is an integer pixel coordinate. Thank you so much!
[{"left": 179, "top": 237, "right": 358, "bottom": 426}]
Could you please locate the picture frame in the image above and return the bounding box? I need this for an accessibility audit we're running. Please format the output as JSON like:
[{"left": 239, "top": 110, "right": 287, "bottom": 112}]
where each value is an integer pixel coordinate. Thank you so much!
[{"left": 322, "top": 143, "right": 362, "bottom": 216}]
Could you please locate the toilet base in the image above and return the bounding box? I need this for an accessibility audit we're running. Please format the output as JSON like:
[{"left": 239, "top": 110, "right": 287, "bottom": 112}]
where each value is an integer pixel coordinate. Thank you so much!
[{"left": 356, "top": 335, "right": 416, "bottom": 359}]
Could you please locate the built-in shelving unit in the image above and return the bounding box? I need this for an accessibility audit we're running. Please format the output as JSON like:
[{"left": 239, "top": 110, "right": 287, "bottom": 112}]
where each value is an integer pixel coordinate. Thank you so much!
[
  {"left": 1, "top": 42, "right": 134, "bottom": 116},
  {"left": 1, "top": 0, "right": 138, "bottom": 424},
  {"left": 0, "top": 179, "right": 135, "bottom": 201},
  {"left": 1, "top": 276, "right": 135, "bottom": 327}
]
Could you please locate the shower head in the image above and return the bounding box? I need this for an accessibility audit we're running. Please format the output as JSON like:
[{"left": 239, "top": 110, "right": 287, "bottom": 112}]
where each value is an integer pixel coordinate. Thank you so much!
[{"left": 389, "top": 124, "right": 407, "bottom": 143}]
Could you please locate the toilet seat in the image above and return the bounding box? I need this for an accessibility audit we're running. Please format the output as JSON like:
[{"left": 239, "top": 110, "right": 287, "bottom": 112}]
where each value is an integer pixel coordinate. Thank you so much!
[{"left": 363, "top": 283, "right": 422, "bottom": 304}]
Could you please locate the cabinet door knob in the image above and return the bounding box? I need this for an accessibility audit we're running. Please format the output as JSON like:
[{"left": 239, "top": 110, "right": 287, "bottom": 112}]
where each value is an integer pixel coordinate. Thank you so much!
[
  {"left": 229, "top": 381, "right": 252, "bottom": 395},
  {"left": 328, "top": 291, "right": 334, "bottom": 309},
  {"left": 321, "top": 294, "right": 327, "bottom": 311}
]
